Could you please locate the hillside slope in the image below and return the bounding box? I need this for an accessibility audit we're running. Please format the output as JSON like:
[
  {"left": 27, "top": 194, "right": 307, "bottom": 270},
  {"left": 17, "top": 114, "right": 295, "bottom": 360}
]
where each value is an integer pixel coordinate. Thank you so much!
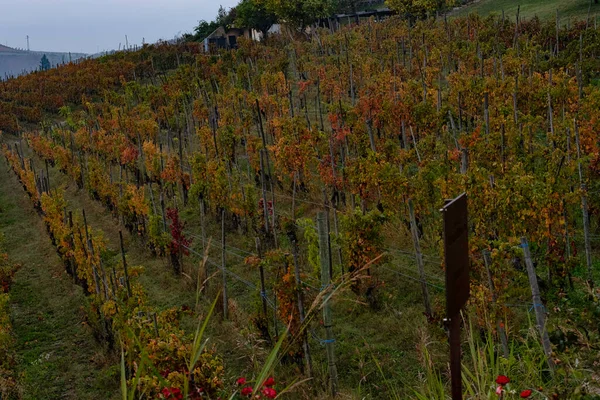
[
  {"left": 454, "top": 0, "right": 600, "bottom": 21},
  {"left": 2, "top": 13, "right": 600, "bottom": 399}
]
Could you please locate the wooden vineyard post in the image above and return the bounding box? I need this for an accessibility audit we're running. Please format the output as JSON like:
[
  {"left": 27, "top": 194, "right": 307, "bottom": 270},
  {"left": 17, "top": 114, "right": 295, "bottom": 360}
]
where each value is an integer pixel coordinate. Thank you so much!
[
  {"left": 119, "top": 230, "right": 132, "bottom": 298},
  {"left": 255, "top": 238, "right": 269, "bottom": 326},
  {"left": 548, "top": 71, "right": 554, "bottom": 140},
  {"left": 458, "top": 92, "right": 463, "bottom": 132},
  {"left": 401, "top": 120, "right": 408, "bottom": 150},
  {"left": 409, "top": 126, "right": 422, "bottom": 163},
  {"left": 119, "top": 165, "right": 124, "bottom": 225},
  {"left": 45, "top": 159, "right": 50, "bottom": 190},
  {"left": 200, "top": 197, "right": 206, "bottom": 254},
  {"left": 83, "top": 209, "right": 111, "bottom": 342},
  {"left": 555, "top": 10, "right": 560, "bottom": 56},
  {"left": 322, "top": 190, "right": 334, "bottom": 279},
  {"left": 563, "top": 199, "right": 574, "bottom": 289},
  {"left": 317, "top": 212, "right": 338, "bottom": 396},
  {"left": 160, "top": 191, "right": 167, "bottom": 232},
  {"left": 521, "top": 237, "right": 555, "bottom": 372},
  {"left": 408, "top": 199, "right": 432, "bottom": 316},
  {"left": 292, "top": 239, "right": 313, "bottom": 377},
  {"left": 68, "top": 211, "right": 77, "bottom": 283},
  {"left": 82, "top": 209, "right": 101, "bottom": 298},
  {"left": 575, "top": 121, "right": 593, "bottom": 285},
  {"left": 482, "top": 250, "right": 510, "bottom": 358},
  {"left": 259, "top": 149, "right": 270, "bottom": 235},
  {"left": 221, "top": 209, "right": 228, "bottom": 319},
  {"left": 148, "top": 183, "right": 157, "bottom": 215},
  {"left": 441, "top": 193, "right": 470, "bottom": 400},
  {"left": 152, "top": 313, "right": 159, "bottom": 338},
  {"left": 99, "top": 258, "right": 110, "bottom": 301},
  {"left": 484, "top": 92, "right": 490, "bottom": 136},
  {"left": 177, "top": 127, "right": 185, "bottom": 204},
  {"left": 513, "top": 5, "right": 521, "bottom": 48},
  {"left": 332, "top": 207, "right": 344, "bottom": 280},
  {"left": 513, "top": 75, "right": 519, "bottom": 125},
  {"left": 200, "top": 197, "right": 208, "bottom": 292},
  {"left": 256, "top": 100, "right": 278, "bottom": 246},
  {"left": 292, "top": 172, "right": 297, "bottom": 221}
]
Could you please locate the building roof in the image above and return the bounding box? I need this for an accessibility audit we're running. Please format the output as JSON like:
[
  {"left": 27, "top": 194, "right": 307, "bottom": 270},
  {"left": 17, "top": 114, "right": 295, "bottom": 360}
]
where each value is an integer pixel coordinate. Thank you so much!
[{"left": 204, "top": 26, "right": 227, "bottom": 40}]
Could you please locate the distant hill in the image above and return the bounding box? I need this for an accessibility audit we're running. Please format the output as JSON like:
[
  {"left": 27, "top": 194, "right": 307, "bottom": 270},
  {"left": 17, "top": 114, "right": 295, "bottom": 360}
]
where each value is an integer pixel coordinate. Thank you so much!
[
  {"left": 0, "top": 45, "right": 87, "bottom": 79},
  {"left": 0, "top": 44, "right": 23, "bottom": 53}
]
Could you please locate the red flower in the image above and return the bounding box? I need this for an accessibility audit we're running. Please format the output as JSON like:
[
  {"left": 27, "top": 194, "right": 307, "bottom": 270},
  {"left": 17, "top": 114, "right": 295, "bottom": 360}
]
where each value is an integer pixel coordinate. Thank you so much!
[
  {"left": 240, "top": 386, "right": 253, "bottom": 397},
  {"left": 264, "top": 377, "right": 276, "bottom": 387},
  {"left": 236, "top": 377, "right": 247, "bottom": 386},
  {"left": 520, "top": 390, "right": 533, "bottom": 398},
  {"left": 262, "top": 387, "right": 277, "bottom": 399},
  {"left": 496, "top": 375, "right": 510, "bottom": 386},
  {"left": 161, "top": 387, "right": 183, "bottom": 400}
]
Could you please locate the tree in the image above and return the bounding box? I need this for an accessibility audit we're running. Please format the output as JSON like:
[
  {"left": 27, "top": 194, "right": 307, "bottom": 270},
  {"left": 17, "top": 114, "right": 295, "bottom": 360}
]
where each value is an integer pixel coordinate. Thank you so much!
[
  {"left": 236, "top": 0, "right": 278, "bottom": 38},
  {"left": 39, "top": 54, "right": 51, "bottom": 71},
  {"left": 216, "top": 5, "right": 237, "bottom": 29},
  {"left": 187, "top": 6, "right": 237, "bottom": 42},
  {"left": 336, "top": 0, "right": 361, "bottom": 13},
  {"left": 386, "top": 0, "right": 454, "bottom": 18},
  {"left": 190, "top": 20, "right": 219, "bottom": 41},
  {"left": 264, "top": 0, "right": 336, "bottom": 29}
]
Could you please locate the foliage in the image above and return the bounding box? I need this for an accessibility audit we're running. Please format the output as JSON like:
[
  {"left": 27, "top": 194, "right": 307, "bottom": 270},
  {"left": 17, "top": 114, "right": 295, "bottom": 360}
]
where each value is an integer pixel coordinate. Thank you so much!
[
  {"left": 216, "top": 5, "right": 238, "bottom": 29},
  {"left": 39, "top": 54, "right": 51, "bottom": 72},
  {"left": 386, "top": 0, "right": 455, "bottom": 17},
  {"left": 2, "top": 148, "right": 223, "bottom": 399},
  {"left": 0, "top": 235, "right": 20, "bottom": 399},
  {"left": 296, "top": 218, "right": 320, "bottom": 277},
  {"left": 190, "top": 21, "right": 220, "bottom": 42},
  {"left": 0, "top": 234, "right": 20, "bottom": 294},
  {"left": 187, "top": 5, "right": 238, "bottom": 42},
  {"left": 0, "top": 293, "right": 20, "bottom": 399},
  {"left": 148, "top": 212, "right": 170, "bottom": 255},
  {"left": 166, "top": 208, "right": 191, "bottom": 274},
  {"left": 336, "top": 0, "right": 370, "bottom": 13},
  {"left": 341, "top": 208, "right": 387, "bottom": 277},
  {"left": 236, "top": 0, "right": 278, "bottom": 36},
  {"left": 263, "top": 0, "right": 336, "bottom": 29}
]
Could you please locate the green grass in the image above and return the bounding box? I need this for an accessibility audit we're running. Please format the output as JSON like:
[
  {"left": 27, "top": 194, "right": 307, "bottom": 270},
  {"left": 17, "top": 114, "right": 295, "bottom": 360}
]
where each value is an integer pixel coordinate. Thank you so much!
[
  {"left": 12, "top": 137, "right": 197, "bottom": 312},
  {"left": 10, "top": 133, "right": 585, "bottom": 399},
  {"left": 0, "top": 157, "right": 119, "bottom": 399},
  {"left": 454, "top": 0, "right": 600, "bottom": 23}
]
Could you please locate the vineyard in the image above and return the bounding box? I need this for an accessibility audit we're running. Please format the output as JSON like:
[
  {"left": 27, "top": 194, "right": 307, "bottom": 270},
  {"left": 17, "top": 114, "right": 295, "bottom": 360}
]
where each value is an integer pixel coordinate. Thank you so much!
[{"left": 1, "top": 11, "right": 600, "bottom": 399}]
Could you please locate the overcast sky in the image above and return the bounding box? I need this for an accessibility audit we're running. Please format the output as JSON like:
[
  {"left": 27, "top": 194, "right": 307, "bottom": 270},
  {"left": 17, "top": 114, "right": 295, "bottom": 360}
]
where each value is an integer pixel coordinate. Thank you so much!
[{"left": 0, "top": 0, "right": 238, "bottom": 54}]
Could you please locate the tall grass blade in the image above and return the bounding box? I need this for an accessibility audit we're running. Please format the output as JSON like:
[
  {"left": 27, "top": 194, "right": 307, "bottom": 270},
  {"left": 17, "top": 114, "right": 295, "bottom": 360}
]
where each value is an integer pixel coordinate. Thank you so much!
[
  {"left": 120, "top": 348, "right": 127, "bottom": 400},
  {"left": 184, "top": 291, "right": 220, "bottom": 398},
  {"left": 254, "top": 325, "right": 288, "bottom": 394}
]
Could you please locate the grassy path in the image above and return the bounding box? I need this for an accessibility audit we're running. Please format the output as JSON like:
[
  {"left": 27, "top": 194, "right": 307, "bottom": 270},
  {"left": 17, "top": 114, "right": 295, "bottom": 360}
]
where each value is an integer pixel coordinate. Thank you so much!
[
  {"left": 49, "top": 164, "right": 196, "bottom": 311},
  {"left": 0, "top": 157, "right": 119, "bottom": 399}
]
